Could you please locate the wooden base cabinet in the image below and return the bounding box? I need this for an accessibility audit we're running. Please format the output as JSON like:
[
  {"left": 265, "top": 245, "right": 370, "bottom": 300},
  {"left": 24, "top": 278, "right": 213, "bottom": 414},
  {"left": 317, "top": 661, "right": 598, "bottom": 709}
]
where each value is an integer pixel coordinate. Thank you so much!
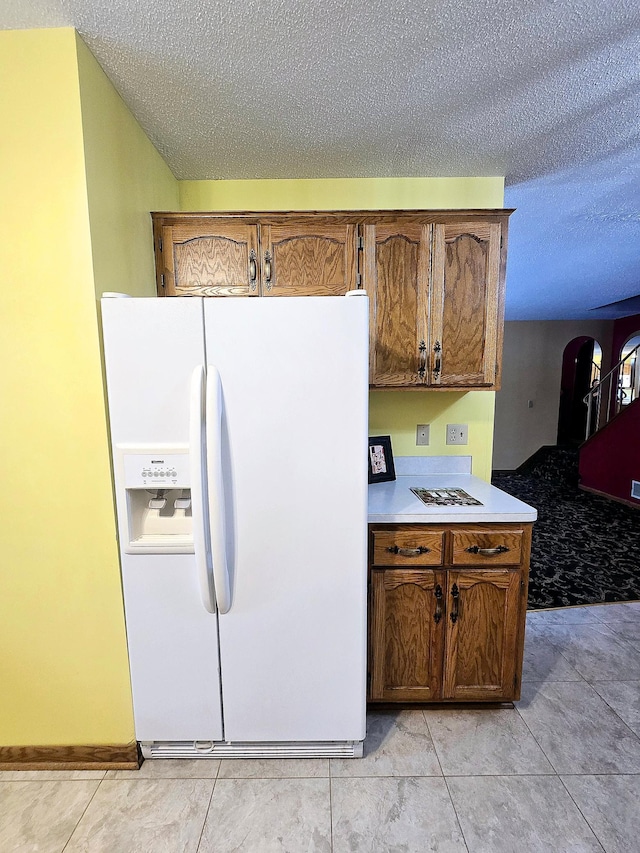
[{"left": 368, "top": 523, "right": 531, "bottom": 703}]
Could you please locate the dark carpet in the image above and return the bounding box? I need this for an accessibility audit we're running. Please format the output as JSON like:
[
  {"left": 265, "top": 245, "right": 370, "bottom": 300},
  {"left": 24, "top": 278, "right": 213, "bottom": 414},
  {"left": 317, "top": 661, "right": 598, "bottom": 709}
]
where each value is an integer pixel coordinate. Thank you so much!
[{"left": 492, "top": 447, "right": 640, "bottom": 610}]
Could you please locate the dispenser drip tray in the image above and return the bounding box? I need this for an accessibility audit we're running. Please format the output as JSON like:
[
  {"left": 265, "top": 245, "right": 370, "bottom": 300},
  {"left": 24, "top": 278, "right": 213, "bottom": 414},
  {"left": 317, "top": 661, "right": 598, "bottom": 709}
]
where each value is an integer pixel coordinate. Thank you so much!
[{"left": 410, "top": 487, "right": 483, "bottom": 507}]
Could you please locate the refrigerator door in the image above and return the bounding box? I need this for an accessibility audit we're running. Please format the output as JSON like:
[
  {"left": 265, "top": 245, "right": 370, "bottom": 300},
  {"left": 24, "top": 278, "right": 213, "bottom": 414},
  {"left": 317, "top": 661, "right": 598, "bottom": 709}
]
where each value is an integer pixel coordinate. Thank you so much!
[
  {"left": 102, "top": 297, "right": 223, "bottom": 742},
  {"left": 204, "top": 296, "right": 368, "bottom": 743}
]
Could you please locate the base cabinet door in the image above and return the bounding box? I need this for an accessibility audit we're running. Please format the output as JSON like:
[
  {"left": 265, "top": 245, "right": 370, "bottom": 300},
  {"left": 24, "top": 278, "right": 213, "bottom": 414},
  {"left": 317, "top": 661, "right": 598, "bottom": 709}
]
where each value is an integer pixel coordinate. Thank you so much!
[
  {"left": 369, "top": 569, "right": 445, "bottom": 701},
  {"left": 442, "top": 569, "right": 523, "bottom": 701}
]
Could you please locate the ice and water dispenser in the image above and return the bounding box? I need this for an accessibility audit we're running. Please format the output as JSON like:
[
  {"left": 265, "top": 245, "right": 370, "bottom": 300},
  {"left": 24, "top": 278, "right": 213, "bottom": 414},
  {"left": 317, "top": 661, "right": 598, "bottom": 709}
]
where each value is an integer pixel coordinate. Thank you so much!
[{"left": 117, "top": 446, "right": 195, "bottom": 553}]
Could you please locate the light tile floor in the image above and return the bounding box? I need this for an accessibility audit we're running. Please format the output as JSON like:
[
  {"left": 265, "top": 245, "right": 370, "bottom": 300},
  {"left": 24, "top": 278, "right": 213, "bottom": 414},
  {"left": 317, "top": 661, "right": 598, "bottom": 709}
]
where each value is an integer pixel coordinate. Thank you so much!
[{"left": 2, "top": 602, "right": 640, "bottom": 852}]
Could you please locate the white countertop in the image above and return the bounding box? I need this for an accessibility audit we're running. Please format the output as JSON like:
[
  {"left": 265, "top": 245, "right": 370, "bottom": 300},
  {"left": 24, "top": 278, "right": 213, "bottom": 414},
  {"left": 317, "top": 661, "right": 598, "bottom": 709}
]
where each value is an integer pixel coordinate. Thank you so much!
[{"left": 368, "top": 472, "right": 537, "bottom": 524}]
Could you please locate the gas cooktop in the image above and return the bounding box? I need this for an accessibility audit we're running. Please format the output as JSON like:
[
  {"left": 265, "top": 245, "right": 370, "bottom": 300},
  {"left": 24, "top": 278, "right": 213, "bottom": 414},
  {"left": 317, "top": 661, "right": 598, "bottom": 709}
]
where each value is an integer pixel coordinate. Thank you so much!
[{"left": 410, "top": 487, "right": 483, "bottom": 507}]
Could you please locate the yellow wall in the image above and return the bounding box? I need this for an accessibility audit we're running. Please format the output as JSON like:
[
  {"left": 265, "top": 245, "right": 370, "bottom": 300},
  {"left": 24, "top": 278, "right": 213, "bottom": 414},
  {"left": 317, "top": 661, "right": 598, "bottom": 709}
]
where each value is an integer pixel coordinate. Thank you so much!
[
  {"left": 0, "top": 28, "right": 177, "bottom": 747},
  {"left": 179, "top": 177, "right": 503, "bottom": 481},
  {"left": 179, "top": 177, "right": 504, "bottom": 212},
  {"left": 369, "top": 392, "right": 496, "bottom": 481}
]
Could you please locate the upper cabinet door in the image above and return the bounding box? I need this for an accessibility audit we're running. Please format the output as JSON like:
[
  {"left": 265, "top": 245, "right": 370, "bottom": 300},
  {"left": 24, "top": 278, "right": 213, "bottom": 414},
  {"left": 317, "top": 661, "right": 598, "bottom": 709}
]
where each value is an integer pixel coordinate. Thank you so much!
[
  {"left": 160, "top": 222, "right": 260, "bottom": 297},
  {"left": 430, "top": 222, "right": 503, "bottom": 387},
  {"left": 260, "top": 222, "right": 358, "bottom": 296},
  {"left": 364, "top": 222, "right": 432, "bottom": 387}
]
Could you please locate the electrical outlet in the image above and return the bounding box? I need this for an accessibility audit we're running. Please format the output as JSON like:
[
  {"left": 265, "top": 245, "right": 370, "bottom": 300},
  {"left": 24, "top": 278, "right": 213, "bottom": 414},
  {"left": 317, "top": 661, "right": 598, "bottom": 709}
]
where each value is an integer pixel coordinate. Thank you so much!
[
  {"left": 416, "top": 424, "right": 430, "bottom": 446},
  {"left": 446, "top": 424, "right": 468, "bottom": 445}
]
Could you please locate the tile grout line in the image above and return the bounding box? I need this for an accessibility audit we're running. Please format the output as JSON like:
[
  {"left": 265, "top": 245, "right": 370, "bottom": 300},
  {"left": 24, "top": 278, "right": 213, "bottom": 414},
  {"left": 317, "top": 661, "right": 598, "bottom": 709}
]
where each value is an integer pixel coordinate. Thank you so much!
[
  {"left": 329, "top": 767, "right": 334, "bottom": 853},
  {"left": 556, "top": 774, "right": 607, "bottom": 853},
  {"left": 421, "top": 708, "right": 470, "bottom": 853},
  {"left": 515, "top": 678, "right": 640, "bottom": 776},
  {"left": 60, "top": 774, "right": 105, "bottom": 852},
  {"left": 194, "top": 768, "right": 219, "bottom": 853},
  {"left": 582, "top": 682, "right": 640, "bottom": 745},
  {"left": 512, "top": 687, "right": 565, "bottom": 778}
]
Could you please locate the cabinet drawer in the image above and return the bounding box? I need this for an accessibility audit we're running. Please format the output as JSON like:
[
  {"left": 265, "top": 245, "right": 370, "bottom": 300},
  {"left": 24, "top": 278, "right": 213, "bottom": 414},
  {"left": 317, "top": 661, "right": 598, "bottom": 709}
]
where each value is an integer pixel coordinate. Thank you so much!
[
  {"left": 451, "top": 529, "right": 523, "bottom": 566},
  {"left": 372, "top": 530, "right": 444, "bottom": 566}
]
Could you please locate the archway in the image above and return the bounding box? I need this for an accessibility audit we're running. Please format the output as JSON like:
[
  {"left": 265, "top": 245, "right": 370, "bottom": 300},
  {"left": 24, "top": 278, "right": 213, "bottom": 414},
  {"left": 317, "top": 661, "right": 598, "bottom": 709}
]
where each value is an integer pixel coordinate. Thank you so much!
[
  {"left": 557, "top": 336, "right": 602, "bottom": 445},
  {"left": 617, "top": 333, "right": 640, "bottom": 411}
]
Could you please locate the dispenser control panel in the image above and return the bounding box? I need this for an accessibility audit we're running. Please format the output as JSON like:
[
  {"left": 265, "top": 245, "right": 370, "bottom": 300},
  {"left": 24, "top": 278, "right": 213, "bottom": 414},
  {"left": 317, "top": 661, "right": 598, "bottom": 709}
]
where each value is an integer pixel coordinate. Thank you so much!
[{"left": 120, "top": 447, "right": 191, "bottom": 488}]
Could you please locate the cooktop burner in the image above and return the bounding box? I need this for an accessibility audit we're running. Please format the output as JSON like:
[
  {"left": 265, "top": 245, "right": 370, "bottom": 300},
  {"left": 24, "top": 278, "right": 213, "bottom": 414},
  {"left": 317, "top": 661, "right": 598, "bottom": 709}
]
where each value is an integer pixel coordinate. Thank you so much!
[{"left": 411, "top": 487, "right": 483, "bottom": 507}]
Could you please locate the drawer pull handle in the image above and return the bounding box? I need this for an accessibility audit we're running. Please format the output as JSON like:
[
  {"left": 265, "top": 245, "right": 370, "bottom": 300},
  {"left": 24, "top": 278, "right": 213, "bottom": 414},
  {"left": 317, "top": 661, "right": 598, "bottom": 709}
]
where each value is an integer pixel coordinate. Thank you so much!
[
  {"left": 387, "top": 546, "right": 431, "bottom": 556},
  {"left": 466, "top": 545, "right": 509, "bottom": 556},
  {"left": 450, "top": 583, "right": 460, "bottom": 623},
  {"left": 434, "top": 584, "right": 443, "bottom": 623}
]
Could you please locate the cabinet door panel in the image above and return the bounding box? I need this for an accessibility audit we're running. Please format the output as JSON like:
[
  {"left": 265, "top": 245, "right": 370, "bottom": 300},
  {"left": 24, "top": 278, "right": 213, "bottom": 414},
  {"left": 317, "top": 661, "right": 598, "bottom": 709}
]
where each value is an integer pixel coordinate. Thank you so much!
[
  {"left": 370, "top": 569, "right": 444, "bottom": 701},
  {"left": 365, "top": 223, "right": 431, "bottom": 386},
  {"left": 163, "top": 224, "right": 259, "bottom": 296},
  {"left": 430, "top": 223, "right": 501, "bottom": 386},
  {"left": 261, "top": 223, "right": 357, "bottom": 296},
  {"left": 443, "top": 570, "right": 522, "bottom": 700}
]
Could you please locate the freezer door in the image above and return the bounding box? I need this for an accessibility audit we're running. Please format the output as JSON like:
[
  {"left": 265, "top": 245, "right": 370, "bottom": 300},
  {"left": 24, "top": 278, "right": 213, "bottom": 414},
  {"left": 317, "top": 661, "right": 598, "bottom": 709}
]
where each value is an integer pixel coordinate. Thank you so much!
[
  {"left": 204, "top": 296, "right": 368, "bottom": 743},
  {"left": 101, "top": 297, "right": 223, "bottom": 742}
]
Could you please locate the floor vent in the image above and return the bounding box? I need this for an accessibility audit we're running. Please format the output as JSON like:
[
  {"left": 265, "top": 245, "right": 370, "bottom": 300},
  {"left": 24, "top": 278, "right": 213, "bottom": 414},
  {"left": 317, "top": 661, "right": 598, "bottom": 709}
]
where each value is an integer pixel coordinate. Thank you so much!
[{"left": 140, "top": 740, "right": 364, "bottom": 760}]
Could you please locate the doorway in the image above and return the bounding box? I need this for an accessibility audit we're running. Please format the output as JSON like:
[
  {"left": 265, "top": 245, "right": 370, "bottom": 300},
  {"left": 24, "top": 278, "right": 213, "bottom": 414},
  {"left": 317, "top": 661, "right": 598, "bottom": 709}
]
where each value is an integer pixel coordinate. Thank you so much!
[{"left": 557, "top": 336, "right": 602, "bottom": 445}]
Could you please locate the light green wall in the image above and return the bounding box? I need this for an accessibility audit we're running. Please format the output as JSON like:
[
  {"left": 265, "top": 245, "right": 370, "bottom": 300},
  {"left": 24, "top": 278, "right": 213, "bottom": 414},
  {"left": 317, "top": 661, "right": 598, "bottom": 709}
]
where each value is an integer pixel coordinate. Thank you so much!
[
  {"left": 76, "top": 34, "right": 178, "bottom": 297},
  {"left": 178, "top": 177, "right": 504, "bottom": 481},
  {"left": 179, "top": 177, "right": 504, "bottom": 212}
]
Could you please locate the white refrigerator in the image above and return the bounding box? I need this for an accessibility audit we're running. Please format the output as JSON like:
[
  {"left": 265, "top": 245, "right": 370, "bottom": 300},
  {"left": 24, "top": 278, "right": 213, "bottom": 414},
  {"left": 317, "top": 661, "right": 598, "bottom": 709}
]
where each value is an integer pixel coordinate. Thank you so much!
[{"left": 101, "top": 293, "right": 369, "bottom": 759}]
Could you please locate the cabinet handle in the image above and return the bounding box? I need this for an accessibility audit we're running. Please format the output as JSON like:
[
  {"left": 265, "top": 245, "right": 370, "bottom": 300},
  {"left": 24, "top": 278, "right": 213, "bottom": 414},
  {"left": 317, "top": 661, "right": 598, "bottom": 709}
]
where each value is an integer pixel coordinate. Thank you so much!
[
  {"left": 450, "top": 583, "right": 460, "bottom": 624},
  {"left": 249, "top": 250, "right": 257, "bottom": 289},
  {"left": 433, "top": 340, "right": 442, "bottom": 380},
  {"left": 387, "top": 546, "right": 431, "bottom": 556},
  {"left": 418, "top": 340, "right": 427, "bottom": 380},
  {"left": 465, "top": 545, "right": 509, "bottom": 556},
  {"left": 264, "top": 251, "right": 273, "bottom": 291},
  {"left": 434, "top": 584, "right": 443, "bottom": 624}
]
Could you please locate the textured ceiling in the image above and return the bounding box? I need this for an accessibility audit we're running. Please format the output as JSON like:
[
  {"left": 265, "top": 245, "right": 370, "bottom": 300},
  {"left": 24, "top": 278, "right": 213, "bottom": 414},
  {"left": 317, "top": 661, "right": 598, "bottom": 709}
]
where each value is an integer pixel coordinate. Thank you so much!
[{"left": 2, "top": 0, "right": 640, "bottom": 320}]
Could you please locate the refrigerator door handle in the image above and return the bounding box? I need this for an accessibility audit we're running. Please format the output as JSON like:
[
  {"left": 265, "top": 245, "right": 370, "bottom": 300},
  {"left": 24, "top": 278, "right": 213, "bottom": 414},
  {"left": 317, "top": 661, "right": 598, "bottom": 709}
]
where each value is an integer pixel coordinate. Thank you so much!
[
  {"left": 206, "top": 365, "right": 232, "bottom": 614},
  {"left": 190, "top": 365, "right": 216, "bottom": 614}
]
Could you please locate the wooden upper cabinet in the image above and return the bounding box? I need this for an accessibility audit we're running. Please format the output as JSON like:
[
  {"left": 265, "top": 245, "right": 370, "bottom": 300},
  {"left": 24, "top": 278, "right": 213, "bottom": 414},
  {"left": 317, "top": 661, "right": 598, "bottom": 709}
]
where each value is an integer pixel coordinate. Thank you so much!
[
  {"left": 261, "top": 222, "right": 358, "bottom": 296},
  {"left": 157, "top": 221, "right": 260, "bottom": 297},
  {"left": 152, "top": 210, "right": 511, "bottom": 389},
  {"left": 364, "top": 223, "right": 431, "bottom": 386},
  {"left": 430, "top": 222, "right": 502, "bottom": 387},
  {"left": 364, "top": 212, "right": 509, "bottom": 390}
]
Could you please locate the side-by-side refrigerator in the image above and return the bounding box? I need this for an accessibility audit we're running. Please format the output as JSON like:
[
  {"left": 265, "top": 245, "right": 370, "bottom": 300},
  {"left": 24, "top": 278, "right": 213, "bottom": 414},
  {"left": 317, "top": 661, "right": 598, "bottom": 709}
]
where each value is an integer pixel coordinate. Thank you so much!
[{"left": 101, "top": 293, "right": 369, "bottom": 759}]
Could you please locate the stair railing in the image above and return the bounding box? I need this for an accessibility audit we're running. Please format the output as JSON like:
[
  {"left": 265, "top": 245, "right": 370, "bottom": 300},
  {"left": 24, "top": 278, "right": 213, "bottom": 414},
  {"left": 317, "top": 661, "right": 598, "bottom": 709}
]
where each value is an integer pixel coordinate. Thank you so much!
[{"left": 584, "top": 343, "right": 640, "bottom": 440}]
